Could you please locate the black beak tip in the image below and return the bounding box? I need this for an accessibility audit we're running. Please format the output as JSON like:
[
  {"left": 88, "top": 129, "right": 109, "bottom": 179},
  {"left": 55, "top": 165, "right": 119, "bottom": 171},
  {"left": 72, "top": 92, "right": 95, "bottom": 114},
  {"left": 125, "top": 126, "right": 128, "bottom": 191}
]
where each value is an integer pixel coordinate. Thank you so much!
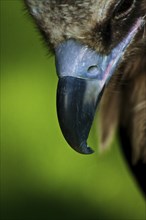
[{"left": 78, "top": 141, "right": 94, "bottom": 155}]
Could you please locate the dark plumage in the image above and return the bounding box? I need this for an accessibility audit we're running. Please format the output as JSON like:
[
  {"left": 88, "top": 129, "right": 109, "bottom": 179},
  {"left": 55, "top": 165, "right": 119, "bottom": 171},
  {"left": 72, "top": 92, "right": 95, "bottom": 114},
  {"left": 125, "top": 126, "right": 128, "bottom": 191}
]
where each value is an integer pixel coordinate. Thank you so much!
[{"left": 24, "top": 0, "right": 146, "bottom": 195}]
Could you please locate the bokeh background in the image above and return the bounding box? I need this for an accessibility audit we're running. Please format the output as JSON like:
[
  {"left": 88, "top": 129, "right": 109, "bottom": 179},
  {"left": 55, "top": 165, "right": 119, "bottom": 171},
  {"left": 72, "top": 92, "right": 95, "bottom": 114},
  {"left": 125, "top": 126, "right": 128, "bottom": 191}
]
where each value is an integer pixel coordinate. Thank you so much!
[{"left": 1, "top": 1, "right": 145, "bottom": 220}]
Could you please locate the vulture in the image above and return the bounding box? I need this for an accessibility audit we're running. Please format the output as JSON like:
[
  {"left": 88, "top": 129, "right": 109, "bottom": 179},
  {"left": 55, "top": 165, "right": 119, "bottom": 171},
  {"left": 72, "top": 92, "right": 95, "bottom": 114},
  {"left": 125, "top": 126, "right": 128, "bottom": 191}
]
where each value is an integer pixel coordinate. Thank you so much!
[{"left": 24, "top": 0, "right": 146, "bottom": 195}]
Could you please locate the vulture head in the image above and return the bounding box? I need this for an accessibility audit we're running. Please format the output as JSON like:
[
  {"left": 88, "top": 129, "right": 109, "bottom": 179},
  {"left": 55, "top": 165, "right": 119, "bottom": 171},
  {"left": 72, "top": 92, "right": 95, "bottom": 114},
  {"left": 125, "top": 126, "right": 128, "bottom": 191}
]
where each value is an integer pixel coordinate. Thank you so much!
[{"left": 24, "top": 0, "right": 146, "bottom": 194}]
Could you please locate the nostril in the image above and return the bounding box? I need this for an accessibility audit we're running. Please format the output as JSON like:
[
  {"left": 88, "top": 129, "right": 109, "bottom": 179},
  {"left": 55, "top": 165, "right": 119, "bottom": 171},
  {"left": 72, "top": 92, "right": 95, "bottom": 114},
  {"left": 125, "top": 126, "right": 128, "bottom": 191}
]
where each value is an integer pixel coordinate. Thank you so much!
[
  {"left": 88, "top": 65, "right": 98, "bottom": 73},
  {"left": 86, "top": 64, "right": 101, "bottom": 79}
]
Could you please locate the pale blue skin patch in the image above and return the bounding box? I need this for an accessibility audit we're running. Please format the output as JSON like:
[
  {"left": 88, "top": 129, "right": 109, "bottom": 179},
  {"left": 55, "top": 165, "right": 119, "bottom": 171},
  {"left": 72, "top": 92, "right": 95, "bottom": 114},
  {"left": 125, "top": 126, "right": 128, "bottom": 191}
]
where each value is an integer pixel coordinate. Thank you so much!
[{"left": 56, "top": 17, "right": 144, "bottom": 84}]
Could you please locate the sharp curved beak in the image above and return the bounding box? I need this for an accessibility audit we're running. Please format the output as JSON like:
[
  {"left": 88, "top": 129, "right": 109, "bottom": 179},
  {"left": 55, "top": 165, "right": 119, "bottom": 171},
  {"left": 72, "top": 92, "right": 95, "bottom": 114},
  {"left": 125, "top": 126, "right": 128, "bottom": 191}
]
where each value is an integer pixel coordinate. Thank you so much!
[
  {"left": 57, "top": 76, "right": 104, "bottom": 154},
  {"left": 55, "top": 18, "right": 144, "bottom": 154}
]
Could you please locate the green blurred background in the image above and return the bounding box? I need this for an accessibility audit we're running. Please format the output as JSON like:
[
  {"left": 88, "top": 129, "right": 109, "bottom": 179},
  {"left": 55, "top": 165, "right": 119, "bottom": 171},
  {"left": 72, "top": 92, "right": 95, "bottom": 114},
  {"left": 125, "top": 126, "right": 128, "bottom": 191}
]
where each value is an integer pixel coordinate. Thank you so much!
[{"left": 1, "top": 1, "right": 145, "bottom": 219}]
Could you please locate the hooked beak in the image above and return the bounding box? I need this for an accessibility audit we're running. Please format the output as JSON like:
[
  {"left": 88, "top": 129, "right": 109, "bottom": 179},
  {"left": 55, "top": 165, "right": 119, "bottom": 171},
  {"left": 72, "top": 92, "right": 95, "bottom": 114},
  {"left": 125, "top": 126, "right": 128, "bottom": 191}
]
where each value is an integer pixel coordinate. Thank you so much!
[{"left": 55, "top": 18, "right": 143, "bottom": 154}]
